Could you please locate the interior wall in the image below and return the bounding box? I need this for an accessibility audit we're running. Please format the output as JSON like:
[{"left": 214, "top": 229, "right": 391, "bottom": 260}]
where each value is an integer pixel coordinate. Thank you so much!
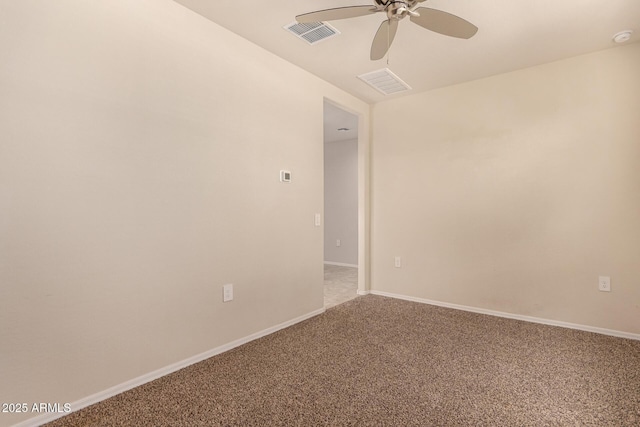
[
  {"left": 0, "top": 1, "right": 370, "bottom": 425},
  {"left": 371, "top": 43, "right": 640, "bottom": 335},
  {"left": 324, "top": 139, "right": 359, "bottom": 266}
]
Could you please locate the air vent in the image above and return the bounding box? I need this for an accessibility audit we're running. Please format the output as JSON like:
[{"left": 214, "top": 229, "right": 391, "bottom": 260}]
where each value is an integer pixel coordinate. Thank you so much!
[
  {"left": 357, "top": 68, "right": 412, "bottom": 95},
  {"left": 284, "top": 21, "right": 339, "bottom": 45}
]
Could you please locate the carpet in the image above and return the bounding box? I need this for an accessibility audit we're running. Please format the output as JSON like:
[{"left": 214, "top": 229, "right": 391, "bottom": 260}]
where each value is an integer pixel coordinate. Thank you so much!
[{"left": 45, "top": 295, "right": 640, "bottom": 426}]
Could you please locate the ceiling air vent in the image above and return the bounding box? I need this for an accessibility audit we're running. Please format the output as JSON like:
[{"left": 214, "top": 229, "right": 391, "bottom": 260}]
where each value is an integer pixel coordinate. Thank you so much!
[
  {"left": 284, "top": 21, "right": 339, "bottom": 45},
  {"left": 357, "top": 68, "right": 412, "bottom": 95}
]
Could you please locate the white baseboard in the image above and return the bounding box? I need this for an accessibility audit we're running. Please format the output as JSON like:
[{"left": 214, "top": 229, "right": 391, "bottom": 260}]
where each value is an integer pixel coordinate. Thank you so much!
[
  {"left": 13, "top": 307, "right": 326, "bottom": 427},
  {"left": 357, "top": 290, "right": 370, "bottom": 296},
  {"left": 324, "top": 261, "right": 358, "bottom": 268},
  {"left": 370, "top": 290, "right": 640, "bottom": 341}
]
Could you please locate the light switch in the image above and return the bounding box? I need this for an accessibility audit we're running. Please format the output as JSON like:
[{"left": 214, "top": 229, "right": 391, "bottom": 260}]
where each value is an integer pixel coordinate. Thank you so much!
[{"left": 223, "top": 284, "right": 234, "bottom": 302}]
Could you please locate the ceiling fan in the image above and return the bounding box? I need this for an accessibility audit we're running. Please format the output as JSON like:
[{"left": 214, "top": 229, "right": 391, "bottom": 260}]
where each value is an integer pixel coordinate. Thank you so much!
[{"left": 295, "top": 0, "right": 478, "bottom": 60}]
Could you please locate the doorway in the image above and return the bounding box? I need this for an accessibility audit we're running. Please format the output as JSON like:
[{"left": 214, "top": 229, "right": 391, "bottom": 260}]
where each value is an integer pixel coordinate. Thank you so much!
[{"left": 323, "top": 100, "right": 359, "bottom": 308}]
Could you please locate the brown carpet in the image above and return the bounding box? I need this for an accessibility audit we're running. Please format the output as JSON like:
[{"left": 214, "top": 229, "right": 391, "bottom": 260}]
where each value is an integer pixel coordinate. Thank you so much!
[{"left": 46, "top": 295, "right": 640, "bottom": 426}]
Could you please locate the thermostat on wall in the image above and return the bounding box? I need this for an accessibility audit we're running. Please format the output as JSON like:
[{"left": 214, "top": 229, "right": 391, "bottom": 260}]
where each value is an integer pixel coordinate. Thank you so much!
[{"left": 280, "top": 170, "right": 291, "bottom": 182}]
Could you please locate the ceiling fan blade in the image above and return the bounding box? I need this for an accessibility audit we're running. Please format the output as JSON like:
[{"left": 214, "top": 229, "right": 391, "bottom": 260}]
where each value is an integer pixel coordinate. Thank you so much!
[
  {"left": 296, "top": 6, "right": 377, "bottom": 23},
  {"left": 370, "top": 19, "right": 399, "bottom": 61},
  {"left": 410, "top": 7, "right": 478, "bottom": 39}
]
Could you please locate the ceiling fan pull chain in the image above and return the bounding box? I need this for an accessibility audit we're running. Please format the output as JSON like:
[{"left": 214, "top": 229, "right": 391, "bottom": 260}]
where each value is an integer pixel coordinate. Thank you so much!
[{"left": 387, "top": 19, "right": 391, "bottom": 64}]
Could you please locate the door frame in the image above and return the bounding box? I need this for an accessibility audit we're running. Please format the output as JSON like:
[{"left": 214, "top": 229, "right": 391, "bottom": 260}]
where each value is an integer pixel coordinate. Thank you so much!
[{"left": 323, "top": 98, "right": 370, "bottom": 295}]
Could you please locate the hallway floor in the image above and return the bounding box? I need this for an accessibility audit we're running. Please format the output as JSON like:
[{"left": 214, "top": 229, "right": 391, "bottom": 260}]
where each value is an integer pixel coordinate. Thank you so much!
[{"left": 324, "top": 264, "right": 358, "bottom": 309}]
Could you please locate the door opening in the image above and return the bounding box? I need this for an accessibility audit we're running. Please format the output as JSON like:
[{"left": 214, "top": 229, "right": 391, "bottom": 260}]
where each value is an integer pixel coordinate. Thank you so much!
[{"left": 323, "top": 100, "right": 359, "bottom": 308}]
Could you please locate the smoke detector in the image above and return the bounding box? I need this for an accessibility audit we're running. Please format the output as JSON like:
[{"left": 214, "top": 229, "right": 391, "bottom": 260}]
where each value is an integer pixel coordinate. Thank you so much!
[{"left": 613, "top": 30, "right": 633, "bottom": 43}]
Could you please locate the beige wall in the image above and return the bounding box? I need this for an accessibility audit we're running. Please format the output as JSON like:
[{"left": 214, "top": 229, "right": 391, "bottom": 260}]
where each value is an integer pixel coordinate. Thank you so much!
[
  {"left": 324, "top": 139, "right": 359, "bottom": 266},
  {"left": 0, "top": 1, "right": 369, "bottom": 425},
  {"left": 371, "top": 43, "right": 640, "bottom": 335}
]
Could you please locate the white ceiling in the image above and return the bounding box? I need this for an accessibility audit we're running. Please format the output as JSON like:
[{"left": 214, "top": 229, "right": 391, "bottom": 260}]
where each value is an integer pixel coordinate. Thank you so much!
[{"left": 173, "top": 0, "right": 639, "bottom": 104}]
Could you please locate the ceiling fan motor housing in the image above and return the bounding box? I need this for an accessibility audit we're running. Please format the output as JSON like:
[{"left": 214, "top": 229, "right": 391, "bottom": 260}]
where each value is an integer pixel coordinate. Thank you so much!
[
  {"left": 375, "top": 0, "right": 420, "bottom": 6},
  {"left": 381, "top": 1, "right": 420, "bottom": 20}
]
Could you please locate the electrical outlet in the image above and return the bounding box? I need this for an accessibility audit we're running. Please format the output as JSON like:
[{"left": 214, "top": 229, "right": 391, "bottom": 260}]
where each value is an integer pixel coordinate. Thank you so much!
[
  {"left": 598, "top": 276, "right": 611, "bottom": 292},
  {"left": 336, "top": 239, "right": 341, "bottom": 247},
  {"left": 394, "top": 256, "right": 402, "bottom": 268},
  {"left": 315, "top": 213, "right": 321, "bottom": 227},
  {"left": 223, "top": 284, "right": 234, "bottom": 302}
]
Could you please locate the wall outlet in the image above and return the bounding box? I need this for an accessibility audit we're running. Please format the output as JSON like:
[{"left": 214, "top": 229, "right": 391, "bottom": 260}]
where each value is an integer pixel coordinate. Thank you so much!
[
  {"left": 598, "top": 276, "right": 611, "bottom": 292},
  {"left": 223, "top": 284, "right": 234, "bottom": 302},
  {"left": 394, "top": 256, "right": 402, "bottom": 268},
  {"left": 315, "top": 213, "right": 321, "bottom": 227},
  {"left": 336, "top": 239, "right": 341, "bottom": 247}
]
